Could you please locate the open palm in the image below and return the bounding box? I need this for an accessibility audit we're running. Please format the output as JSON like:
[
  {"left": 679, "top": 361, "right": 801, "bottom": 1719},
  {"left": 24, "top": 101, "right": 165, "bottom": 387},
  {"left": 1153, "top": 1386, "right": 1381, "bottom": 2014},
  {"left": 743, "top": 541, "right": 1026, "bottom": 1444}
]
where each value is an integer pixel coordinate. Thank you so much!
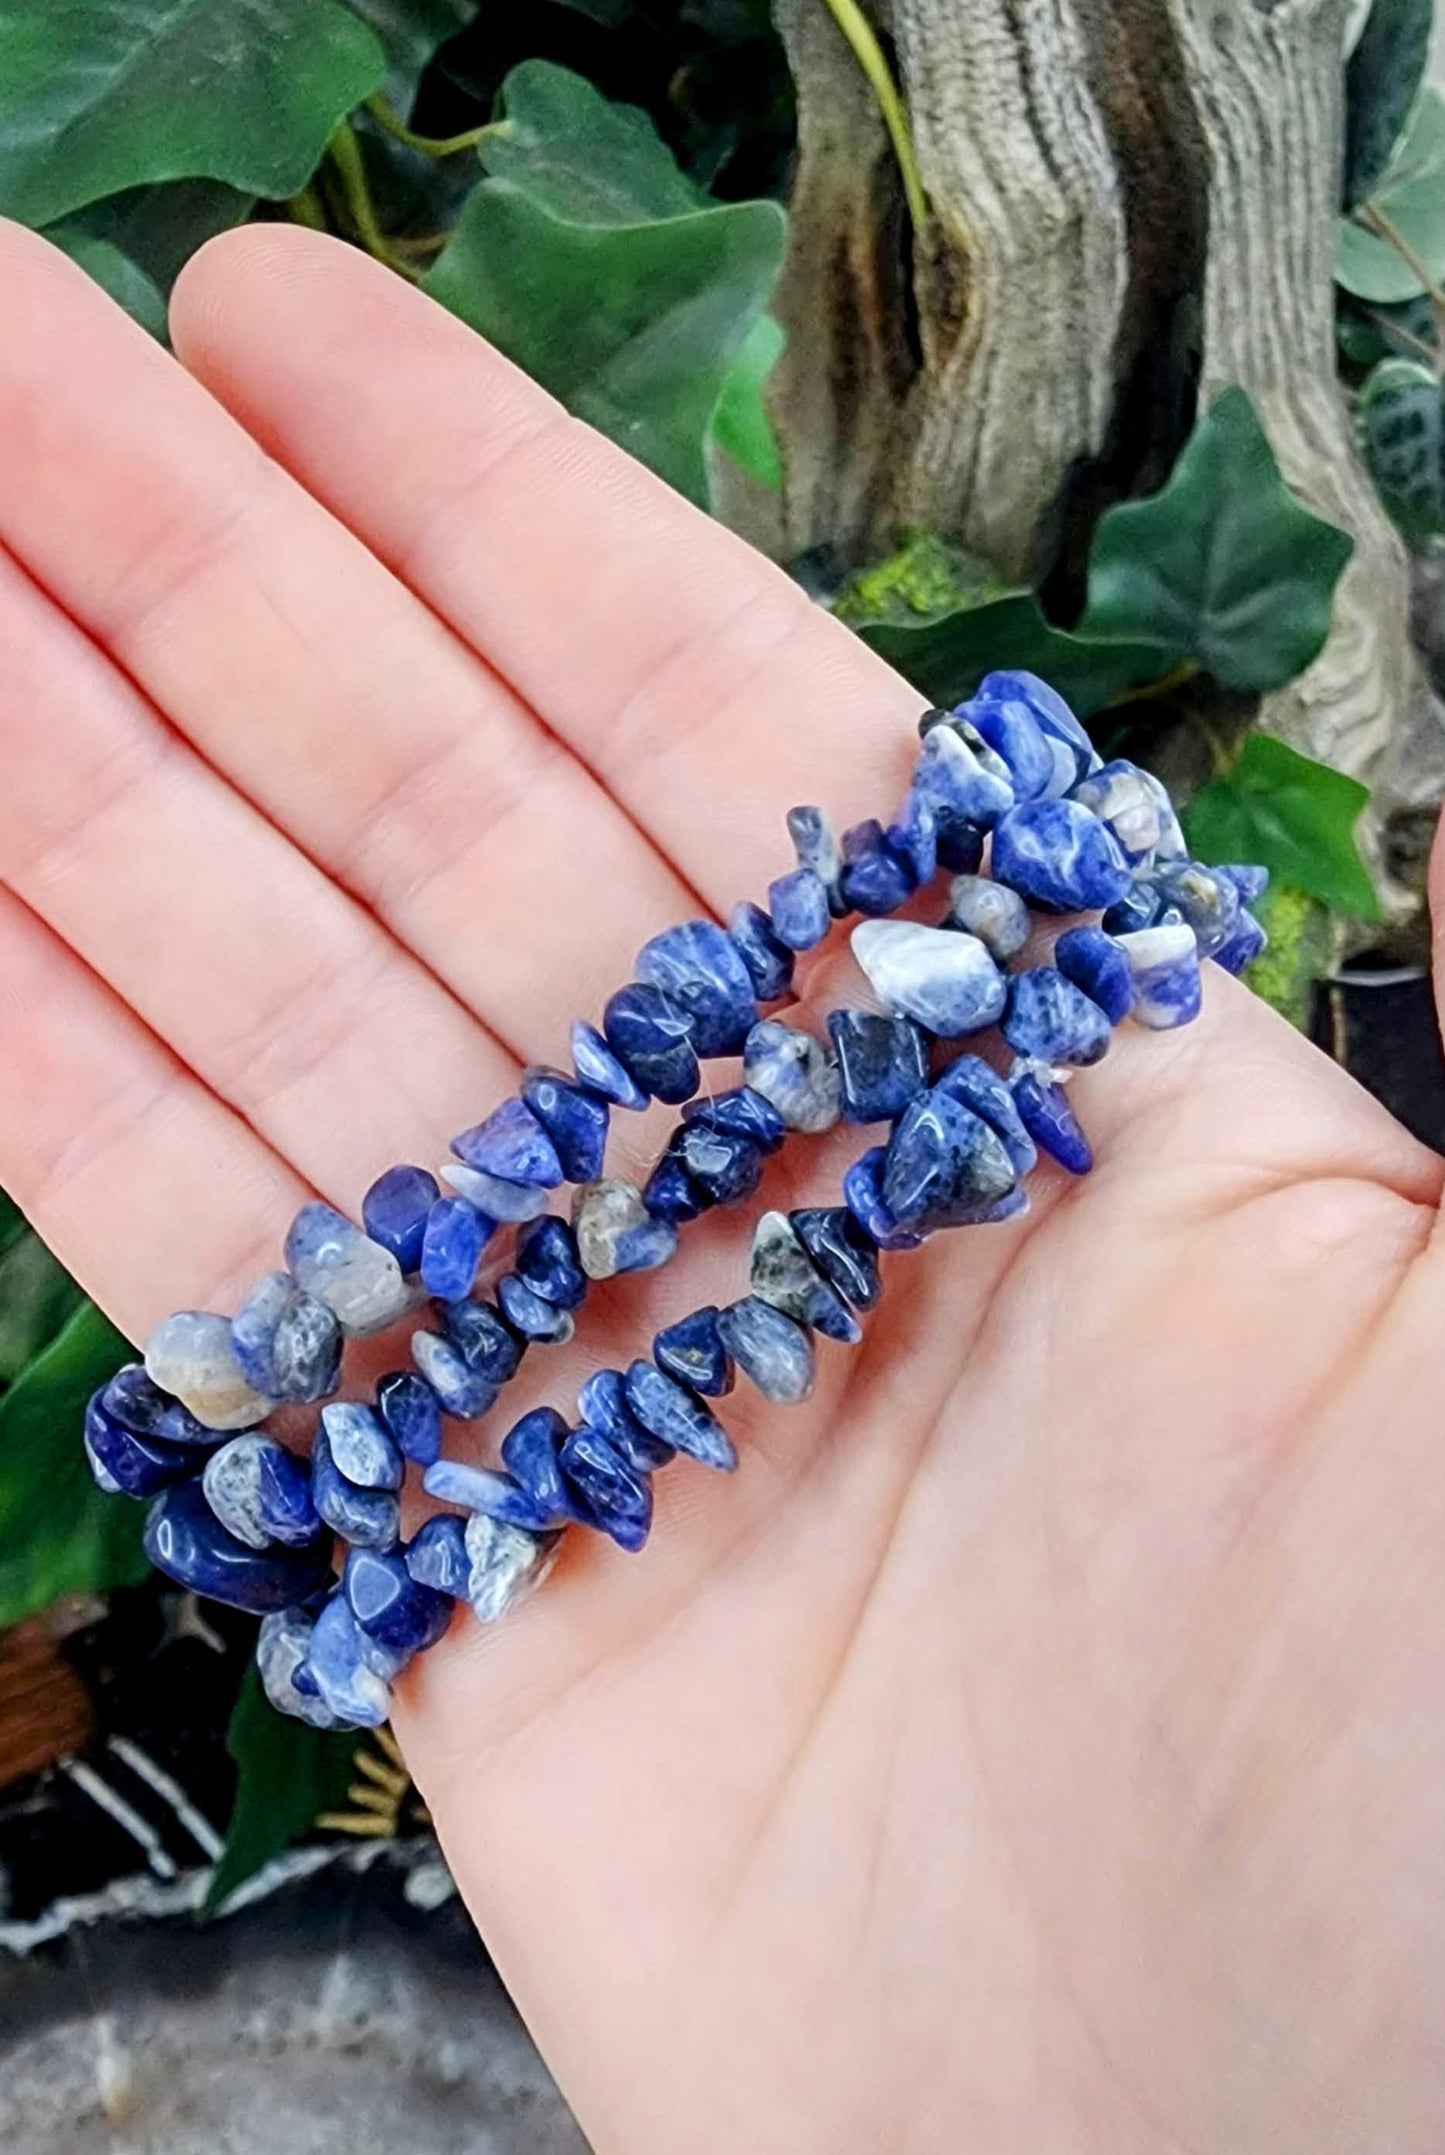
[{"left": 1, "top": 221, "right": 1443, "bottom": 2155}]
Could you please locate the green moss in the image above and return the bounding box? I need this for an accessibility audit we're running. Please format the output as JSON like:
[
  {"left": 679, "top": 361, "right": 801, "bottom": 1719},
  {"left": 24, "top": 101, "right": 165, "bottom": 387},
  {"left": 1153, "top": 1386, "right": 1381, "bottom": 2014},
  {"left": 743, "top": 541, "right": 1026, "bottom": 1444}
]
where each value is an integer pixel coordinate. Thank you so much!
[
  {"left": 833, "top": 530, "right": 1009, "bottom": 630},
  {"left": 1244, "top": 883, "right": 1339, "bottom": 1031}
]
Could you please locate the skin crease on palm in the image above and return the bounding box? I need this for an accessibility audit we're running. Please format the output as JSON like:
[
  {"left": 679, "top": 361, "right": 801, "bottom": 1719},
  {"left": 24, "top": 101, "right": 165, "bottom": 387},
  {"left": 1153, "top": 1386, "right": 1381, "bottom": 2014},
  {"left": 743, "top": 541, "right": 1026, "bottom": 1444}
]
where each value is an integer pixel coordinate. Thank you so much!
[{"left": 1, "top": 213, "right": 1445, "bottom": 2154}]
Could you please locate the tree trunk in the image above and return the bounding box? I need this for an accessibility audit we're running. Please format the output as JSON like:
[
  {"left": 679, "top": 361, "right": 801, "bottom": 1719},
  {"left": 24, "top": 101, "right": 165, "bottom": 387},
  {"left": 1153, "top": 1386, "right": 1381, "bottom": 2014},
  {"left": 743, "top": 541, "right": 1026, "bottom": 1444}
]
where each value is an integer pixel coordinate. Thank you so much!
[{"left": 768, "top": 0, "right": 1434, "bottom": 890}]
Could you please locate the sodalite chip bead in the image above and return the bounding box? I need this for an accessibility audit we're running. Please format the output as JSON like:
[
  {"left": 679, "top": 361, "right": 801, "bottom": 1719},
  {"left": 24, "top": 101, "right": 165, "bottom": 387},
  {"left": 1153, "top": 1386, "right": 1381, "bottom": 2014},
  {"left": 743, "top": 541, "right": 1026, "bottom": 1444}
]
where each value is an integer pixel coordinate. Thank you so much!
[{"left": 88, "top": 660, "right": 1272, "bottom": 1731}]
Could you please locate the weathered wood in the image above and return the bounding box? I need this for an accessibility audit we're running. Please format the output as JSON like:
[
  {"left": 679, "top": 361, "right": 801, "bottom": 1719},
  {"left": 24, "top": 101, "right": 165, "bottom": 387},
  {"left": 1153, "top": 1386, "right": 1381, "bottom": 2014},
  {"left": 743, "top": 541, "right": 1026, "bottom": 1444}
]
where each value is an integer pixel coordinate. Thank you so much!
[{"left": 0, "top": 1622, "right": 93, "bottom": 1788}]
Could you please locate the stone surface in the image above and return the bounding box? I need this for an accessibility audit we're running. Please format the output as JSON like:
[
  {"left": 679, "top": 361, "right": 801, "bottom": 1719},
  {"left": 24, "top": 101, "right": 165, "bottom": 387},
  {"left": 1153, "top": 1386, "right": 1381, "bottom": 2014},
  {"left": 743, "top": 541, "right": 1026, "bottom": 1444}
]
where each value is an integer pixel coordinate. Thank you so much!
[
  {"left": 231, "top": 1275, "right": 343, "bottom": 1409},
  {"left": 790, "top": 1205, "right": 882, "bottom": 1310},
  {"left": 932, "top": 1054, "right": 1038, "bottom": 1175},
  {"left": 573, "top": 1178, "right": 680, "bottom": 1278},
  {"left": 838, "top": 818, "right": 916, "bottom": 915},
  {"left": 983, "top": 671, "right": 1097, "bottom": 794},
  {"left": 961, "top": 676, "right": 1055, "bottom": 799},
  {"left": 465, "top": 1514, "right": 557, "bottom": 1623},
  {"left": 319, "top": 1404, "right": 402, "bottom": 1492},
  {"left": 422, "top": 1458, "right": 559, "bottom": 1535},
  {"left": 728, "top": 899, "right": 796, "bottom": 1001},
  {"left": 101, "top": 1364, "right": 212, "bottom": 1446},
  {"left": 201, "top": 1436, "right": 318, "bottom": 1552},
  {"left": 520, "top": 1068, "right": 611, "bottom": 1183},
  {"left": 888, "top": 785, "right": 938, "bottom": 885},
  {"left": 577, "top": 1367, "right": 674, "bottom": 1470},
  {"left": 559, "top": 1426, "right": 653, "bottom": 1552},
  {"left": 1002, "top": 967, "right": 1113, "bottom": 1066},
  {"left": 438, "top": 1299, "right": 525, "bottom": 1387},
  {"left": 144, "top": 1312, "right": 275, "bottom": 1433},
  {"left": 767, "top": 865, "right": 831, "bottom": 950},
  {"left": 570, "top": 1017, "right": 649, "bottom": 1111},
  {"left": 343, "top": 1549, "right": 451, "bottom": 1659},
  {"left": 1118, "top": 922, "right": 1203, "bottom": 1028},
  {"left": 410, "top": 1329, "right": 499, "bottom": 1421},
  {"left": 514, "top": 1215, "right": 587, "bottom": 1309},
  {"left": 1147, "top": 861, "right": 1242, "bottom": 960},
  {"left": 641, "top": 1152, "right": 707, "bottom": 1224},
  {"left": 743, "top": 1019, "right": 842, "bottom": 1131},
  {"left": 653, "top": 1306, "right": 735, "bottom": 1397},
  {"left": 635, "top": 920, "right": 758, "bottom": 1056},
  {"left": 283, "top": 1204, "right": 412, "bottom": 1337},
  {"left": 881, "top": 1091, "right": 1019, "bottom": 1232},
  {"left": 143, "top": 1482, "right": 330, "bottom": 1614},
  {"left": 83, "top": 1394, "right": 198, "bottom": 1500},
  {"left": 842, "top": 1145, "right": 925, "bottom": 1250},
  {"left": 945, "top": 873, "right": 1031, "bottom": 961},
  {"left": 450, "top": 1098, "right": 563, "bottom": 1188},
  {"left": 681, "top": 1086, "right": 787, "bottom": 1153},
  {"left": 826, "top": 1009, "right": 929, "bottom": 1122},
  {"left": 501, "top": 1407, "right": 576, "bottom": 1525},
  {"left": 419, "top": 1195, "right": 488, "bottom": 1301},
  {"left": 749, "top": 1212, "right": 861, "bottom": 1343},
  {"left": 404, "top": 1513, "right": 471, "bottom": 1597},
  {"left": 1011, "top": 1065, "right": 1094, "bottom": 1174},
  {"left": 1068, "top": 758, "right": 1163, "bottom": 862},
  {"left": 256, "top": 1608, "right": 345, "bottom": 1729},
  {"left": 1053, "top": 924, "right": 1136, "bottom": 1023},
  {"left": 602, "top": 982, "right": 700, "bottom": 1104},
  {"left": 716, "top": 1298, "right": 816, "bottom": 1404},
  {"left": 624, "top": 1360, "right": 738, "bottom": 1470},
  {"left": 850, "top": 920, "right": 1006, "bottom": 1038},
  {"left": 786, "top": 802, "right": 844, "bottom": 901},
  {"left": 989, "top": 798, "right": 1131, "bottom": 914},
  {"left": 441, "top": 1162, "right": 550, "bottom": 1224},
  {"left": 1214, "top": 909, "right": 1268, "bottom": 974},
  {"left": 375, "top": 1371, "right": 443, "bottom": 1468},
  {"left": 497, "top": 1274, "right": 575, "bottom": 1345},
  {"left": 913, "top": 722, "right": 1013, "bottom": 828},
  {"left": 310, "top": 1428, "right": 400, "bottom": 1552},
  {"left": 305, "top": 1594, "right": 391, "bottom": 1728},
  {"left": 360, "top": 1165, "right": 439, "bottom": 1275},
  {"left": 665, "top": 1122, "right": 763, "bottom": 1207}
]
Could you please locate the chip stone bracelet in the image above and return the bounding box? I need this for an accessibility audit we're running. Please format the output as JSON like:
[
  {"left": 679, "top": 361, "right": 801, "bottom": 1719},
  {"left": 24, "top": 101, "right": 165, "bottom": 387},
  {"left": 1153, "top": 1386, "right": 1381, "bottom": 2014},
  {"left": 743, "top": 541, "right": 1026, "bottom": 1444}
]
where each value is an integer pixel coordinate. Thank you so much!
[{"left": 80, "top": 671, "right": 1269, "bottom": 1731}]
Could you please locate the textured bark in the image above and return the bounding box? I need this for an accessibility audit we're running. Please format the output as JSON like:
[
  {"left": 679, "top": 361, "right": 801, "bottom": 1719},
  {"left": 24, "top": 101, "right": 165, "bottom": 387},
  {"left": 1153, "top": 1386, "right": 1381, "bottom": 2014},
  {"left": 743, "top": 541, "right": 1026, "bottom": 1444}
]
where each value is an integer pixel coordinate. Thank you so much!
[{"left": 769, "top": 0, "right": 1429, "bottom": 850}]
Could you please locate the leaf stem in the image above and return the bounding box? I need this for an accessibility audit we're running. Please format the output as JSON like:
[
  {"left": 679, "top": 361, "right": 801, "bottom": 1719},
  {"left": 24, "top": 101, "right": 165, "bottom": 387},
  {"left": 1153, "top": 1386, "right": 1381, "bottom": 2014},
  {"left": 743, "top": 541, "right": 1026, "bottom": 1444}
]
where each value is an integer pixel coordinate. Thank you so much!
[
  {"left": 1358, "top": 302, "right": 1440, "bottom": 369},
  {"left": 817, "top": 0, "right": 928, "bottom": 234},
  {"left": 1106, "top": 659, "right": 1201, "bottom": 710},
  {"left": 327, "top": 120, "right": 419, "bottom": 282},
  {"left": 285, "top": 184, "right": 328, "bottom": 233},
  {"left": 365, "top": 91, "right": 496, "bottom": 159}
]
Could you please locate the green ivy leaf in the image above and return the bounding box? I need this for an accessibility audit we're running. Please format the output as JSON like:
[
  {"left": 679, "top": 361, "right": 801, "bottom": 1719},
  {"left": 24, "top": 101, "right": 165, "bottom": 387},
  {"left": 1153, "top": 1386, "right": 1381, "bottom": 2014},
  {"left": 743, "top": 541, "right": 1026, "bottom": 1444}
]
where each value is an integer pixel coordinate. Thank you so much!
[
  {"left": 425, "top": 61, "right": 785, "bottom": 506},
  {"left": 0, "top": 1300, "right": 144, "bottom": 1629},
  {"left": 856, "top": 587, "right": 1168, "bottom": 718},
  {"left": 1344, "top": 0, "right": 1434, "bottom": 207},
  {"left": 1355, "top": 355, "right": 1445, "bottom": 538},
  {"left": 711, "top": 313, "right": 784, "bottom": 488},
  {"left": 347, "top": 0, "right": 473, "bottom": 86},
  {"left": 44, "top": 228, "right": 168, "bottom": 339},
  {"left": 57, "top": 179, "right": 256, "bottom": 295},
  {"left": 1338, "top": 89, "right": 1445, "bottom": 302},
  {"left": 0, "top": 1232, "right": 86, "bottom": 1387},
  {"left": 1079, "top": 387, "right": 1354, "bottom": 693},
  {"left": 205, "top": 1666, "right": 359, "bottom": 1912},
  {"left": 0, "top": 0, "right": 386, "bottom": 228},
  {"left": 1183, "top": 733, "right": 1380, "bottom": 921},
  {"left": 1336, "top": 289, "right": 1438, "bottom": 369}
]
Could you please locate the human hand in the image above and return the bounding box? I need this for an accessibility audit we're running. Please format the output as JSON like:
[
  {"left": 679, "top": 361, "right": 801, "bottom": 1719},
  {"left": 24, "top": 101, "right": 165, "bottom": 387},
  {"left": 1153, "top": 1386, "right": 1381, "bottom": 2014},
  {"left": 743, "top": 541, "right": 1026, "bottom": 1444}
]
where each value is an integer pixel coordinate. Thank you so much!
[{"left": 0, "top": 220, "right": 1440, "bottom": 2155}]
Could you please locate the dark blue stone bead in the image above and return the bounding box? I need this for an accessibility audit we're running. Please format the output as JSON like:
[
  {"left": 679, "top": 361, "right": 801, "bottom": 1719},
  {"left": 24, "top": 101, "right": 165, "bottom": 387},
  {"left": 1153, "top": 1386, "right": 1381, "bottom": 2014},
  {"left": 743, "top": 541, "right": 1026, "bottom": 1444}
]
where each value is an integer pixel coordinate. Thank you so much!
[
  {"left": 991, "top": 799, "right": 1131, "bottom": 914},
  {"left": 420, "top": 1195, "right": 489, "bottom": 1300},
  {"left": 452, "top": 1097, "right": 564, "bottom": 1187},
  {"left": 202, "top": 1433, "right": 319, "bottom": 1549},
  {"left": 826, "top": 1010, "right": 928, "bottom": 1123},
  {"left": 345, "top": 1547, "right": 451, "bottom": 1656},
  {"left": 960, "top": 680, "right": 1054, "bottom": 800},
  {"left": 838, "top": 819, "right": 917, "bottom": 916},
  {"left": 570, "top": 1019, "right": 649, "bottom": 1111},
  {"left": 851, "top": 920, "right": 1007, "bottom": 1040},
  {"left": 573, "top": 1180, "right": 680, "bottom": 1275},
  {"left": 252, "top": 1280, "right": 342, "bottom": 1407},
  {"left": 767, "top": 866, "right": 831, "bottom": 951},
  {"left": 311, "top": 1426, "right": 401, "bottom": 1551},
  {"left": 376, "top": 1370, "right": 442, "bottom": 1467},
  {"left": 681, "top": 1086, "right": 786, "bottom": 1154},
  {"left": 423, "top": 1456, "right": 560, "bottom": 1533},
  {"left": 728, "top": 900, "right": 795, "bottom": 1003},
  {"left": 978, "top": 670, "right": 1097, "bottom": 793},
  {"left": 790, "top": 1207, "right": 881, "bottom": 1312},
  {"left": 1118, "top": 923, "right": 1202, "bottom": 1028},
  {"left": 843, "top": 1146, "right": 924, "bottom": 1251},
  {"left": 442, "top": 1163, "right": 543, "bottom": 1224},
  {"left": 889, "top": 787, "right": 938, "bottom": 886},
  {"left": 497, "top": 1272, "right": 575, "bottom": 1343},
  {"left": 1002, "top": 968, "right": 1112, "bottom": 1067},
  {"left": 361, "top": 1164, "right": 440, "bottom": 1274},
  {"left": 933, "top": 809, "right": 985, "bottom": 875},
  {"left": 786, "top": 804, "right": 844, "bottom": 911},
  {"left": 102, "top": 1363, "right": 213, "bottom": 1446},
  {"left": 560, "top": 1426, "right": 653, "bottom": 1552},
  {"left": 515, "top": 1214, "right": 587, "bottom": 1310},
  {"left": 1217, "top": 862, "right": 1270, "bottom": 906},
  {"left": 932, "top": 1054, "right": 1037, "bottom": 1176},
  {"left": 521, "top": 1067, "right": 610, "bottom": 1183},
  {"left": 84, "top": 1392, "right": 198, "bottom": 1498},
  {"left": 1011, "top": 1066, "right": 1094, "bottom": 1175},
  {"left": 881, "top": 1092, "right": 1018, "bottom": 1233},
  {"left": 1148, "top": 861, "right": 1241, "bottom": 960},
  {"left": 1213, "top": 910, "right": 1268, "bottom": 975},
  {"left": 1101, "top": 882, "right": 1166, "bottom": 936},
  {"left": 1053, "top": 925, "right": 1136, "bottom": 1024},
  {"left": 439, "top": 1298, "right": 524, "bottom": 1386},
  {"left": 411, "top": 1330, "right": 500, "bottom": 1421},
  {"left": 502, "top": 1405, "right": 577, "bottom": 1526},
  {"left": 305, "top": 1592, "right": 392, "bottom": 1726},
  {"left": 144, "top": 1480, "right": 330, "bottom": 1612},
  {"left": 603, "top": 982, "right": 700, "bottom": 1106},
  {"left": 914, "top": 725, "right": 1013, "bottom": 829},
  {"left": 320, "top": 1402, "right": 403, "bottom": 1490},
  {"left": 653, "top": 1306, "right": 735, "bottom": 1397},
  {"left": 578, "top": 1367, "right": 674, "bottom": 1470},
  {"left": 624, "top": 1360, "right": 737, "bottom": 1471},
  {"left": 750, "top": 1213, "right": 862, "bottom": 1344},
  {"left": 405, "top": 1515, "right": 470, "bottom": 1598},
  {"left": 666, "top": 1123, "right": 764, "bottom": 1208},
  {"left": 715, "top": 1298, "right": 815, "bottom": 1404},
  {"left": 643, "top": 1152, "right": 707, "bottom": 1224},
  {"left": 1068, "top": 759, "right": 1165, "bottom": 864},
  {"left": 636, "top": 920, "right": 759, "bottom": 1057}
]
